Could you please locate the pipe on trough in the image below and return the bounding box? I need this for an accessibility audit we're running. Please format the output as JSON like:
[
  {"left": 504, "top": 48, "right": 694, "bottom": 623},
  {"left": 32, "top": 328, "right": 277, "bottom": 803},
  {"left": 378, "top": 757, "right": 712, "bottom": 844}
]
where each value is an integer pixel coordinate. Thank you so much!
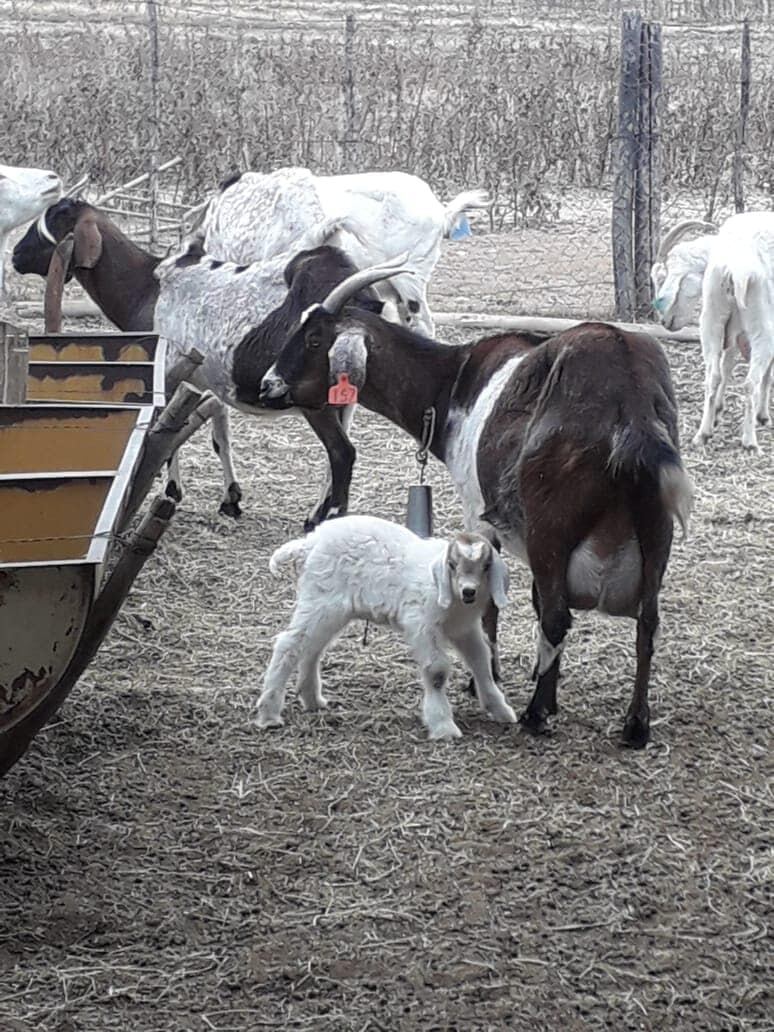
[{"left": 120, "top": 381, "right": 220, "bottom": 527}]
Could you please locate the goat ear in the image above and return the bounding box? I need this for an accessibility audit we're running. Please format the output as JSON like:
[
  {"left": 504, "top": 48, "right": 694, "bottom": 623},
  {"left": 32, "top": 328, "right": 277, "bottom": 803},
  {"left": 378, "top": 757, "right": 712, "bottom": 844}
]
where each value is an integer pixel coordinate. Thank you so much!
[
  {"left": 72, "top": 215, "right": 102, "bottom": 268},
  {"left": 431, "top": 547, "right": 454, "bottom": 609},
  {"left": 489, "top": 551, "right": 509, "bottom": 610}
]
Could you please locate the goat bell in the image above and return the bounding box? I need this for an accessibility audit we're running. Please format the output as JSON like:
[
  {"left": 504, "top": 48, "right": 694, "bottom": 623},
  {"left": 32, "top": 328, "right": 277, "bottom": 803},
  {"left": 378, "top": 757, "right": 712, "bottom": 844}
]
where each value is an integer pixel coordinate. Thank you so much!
[{"left": 406, "top": 484, "right": 433, "bottom": 538}]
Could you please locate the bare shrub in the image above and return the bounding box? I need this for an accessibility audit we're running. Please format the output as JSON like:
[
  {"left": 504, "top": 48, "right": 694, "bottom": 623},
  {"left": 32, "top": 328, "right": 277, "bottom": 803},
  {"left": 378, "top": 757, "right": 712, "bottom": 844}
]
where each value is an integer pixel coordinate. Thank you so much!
[{"left": 2, "top": 16, "right": 773, "bottom": 223}]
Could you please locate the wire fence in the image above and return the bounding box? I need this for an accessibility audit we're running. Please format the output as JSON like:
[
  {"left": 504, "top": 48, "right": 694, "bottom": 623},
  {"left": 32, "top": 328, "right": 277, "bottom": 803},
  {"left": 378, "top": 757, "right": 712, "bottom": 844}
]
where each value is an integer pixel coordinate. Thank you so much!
[{"left": 2, "top": 0, "right": 773, "bottom": 318}]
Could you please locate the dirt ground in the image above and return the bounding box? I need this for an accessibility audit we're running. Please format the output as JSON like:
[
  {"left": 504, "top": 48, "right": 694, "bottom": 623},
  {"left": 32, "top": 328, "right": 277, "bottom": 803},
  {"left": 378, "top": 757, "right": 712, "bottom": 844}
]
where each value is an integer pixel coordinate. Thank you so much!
[{"left": 0, "top": 228, "right": 772, "bottom": 1032}]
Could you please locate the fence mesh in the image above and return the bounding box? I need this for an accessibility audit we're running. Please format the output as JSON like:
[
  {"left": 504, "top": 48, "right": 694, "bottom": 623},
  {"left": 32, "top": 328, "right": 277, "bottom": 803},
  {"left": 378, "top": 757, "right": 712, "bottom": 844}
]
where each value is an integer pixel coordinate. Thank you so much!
[{"left": 2, "top": 0, "right": 773, "bottom": 318}]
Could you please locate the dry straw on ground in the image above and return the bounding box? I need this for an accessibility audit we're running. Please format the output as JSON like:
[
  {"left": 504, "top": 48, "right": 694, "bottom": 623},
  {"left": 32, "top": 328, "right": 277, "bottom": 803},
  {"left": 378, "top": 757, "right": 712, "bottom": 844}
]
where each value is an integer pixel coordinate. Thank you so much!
[{"left": 0, "top": 238, "right": 772, "bottom": 1032}]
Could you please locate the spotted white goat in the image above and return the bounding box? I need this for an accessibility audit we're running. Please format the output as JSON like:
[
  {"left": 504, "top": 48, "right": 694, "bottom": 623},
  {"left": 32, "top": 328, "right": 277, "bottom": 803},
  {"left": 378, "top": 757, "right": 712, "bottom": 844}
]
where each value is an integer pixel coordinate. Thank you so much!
[
  {"left": 200, "top": 167, "right": 490, "bottom": 336},
  {"left": 255, "top": 515, "right": 516, "bottom": 740},
  {"left": 0, "top": 163, "right": 61, "bottom": 294}
]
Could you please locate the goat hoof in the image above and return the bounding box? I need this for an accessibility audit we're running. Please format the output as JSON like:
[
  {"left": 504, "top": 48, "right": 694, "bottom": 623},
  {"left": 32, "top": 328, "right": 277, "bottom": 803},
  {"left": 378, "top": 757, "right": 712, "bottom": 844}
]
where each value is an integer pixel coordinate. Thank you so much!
[
  {"left": 255, "top": 712, "right": 285, "bottom": 730},
  {"left": 519, "top": 708, "right": 549, "bottom": 736},
  {"left": 165, "top": 481, "right": 183, "bottom": 502},
  {"left": 428, "top": 721, "right": 463, "bottom": 741},
  {"left": 219, "top": 499, "right": 242, "bottom": 519},
  {"left": 741, "top": 442, "right": 762, "bottom": 455},
  {"left": 756, "top": 415, "right": 770, "bottom": 427},
  {"left": 620, "top": 715, "right": 649, "bottom": 749},
  {"left": 301, "top": 695, "right": 329, "bottom": 712},
  {"left": 488, "top": 702, "right": 517, "bottom": 724}
]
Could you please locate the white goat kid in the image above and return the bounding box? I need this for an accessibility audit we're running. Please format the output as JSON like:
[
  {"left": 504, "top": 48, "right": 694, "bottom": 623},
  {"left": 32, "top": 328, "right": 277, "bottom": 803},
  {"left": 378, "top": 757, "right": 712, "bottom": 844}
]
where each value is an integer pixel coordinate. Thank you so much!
[
  {"left": 255, "top": 516, "right": 516, "bottom": 740},
  {"left": 201, "top": 167, "right": 489, "bottom": 336},
  {"left": 0, "top": 163, "right": 61, "bottom": 295},
  {"left": 693, "top": 212, "right": 774, "bottom": 451}
]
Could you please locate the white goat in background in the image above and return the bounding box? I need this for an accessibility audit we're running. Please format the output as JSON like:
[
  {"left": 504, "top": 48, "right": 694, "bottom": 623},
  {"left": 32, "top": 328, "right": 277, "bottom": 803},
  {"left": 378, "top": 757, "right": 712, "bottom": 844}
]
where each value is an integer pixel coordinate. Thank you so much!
[
  {"left": 200, "top": 167, "right": 490, "bottom": 336},
  {"left": 694, "top": 212, "right": 774, "bottom": 450},
  {"left": 652, "top": 214, "right": 774, "bottom": 450},
  {"left": 255, "top": 516, "right": 517, "bottom": 741},
  {"left": 0, "top": 163, "right": 61, "bottom": 295},
  {"left": 651, "top": 219, "right": 717, "bottom": 331}
]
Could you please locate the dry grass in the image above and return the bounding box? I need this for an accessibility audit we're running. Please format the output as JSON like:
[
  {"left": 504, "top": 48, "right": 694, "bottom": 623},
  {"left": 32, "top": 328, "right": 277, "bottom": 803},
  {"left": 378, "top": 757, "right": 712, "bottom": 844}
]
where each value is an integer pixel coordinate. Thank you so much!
[{"left": 0, "top": 234, "right": 772, "bottom": 1031}]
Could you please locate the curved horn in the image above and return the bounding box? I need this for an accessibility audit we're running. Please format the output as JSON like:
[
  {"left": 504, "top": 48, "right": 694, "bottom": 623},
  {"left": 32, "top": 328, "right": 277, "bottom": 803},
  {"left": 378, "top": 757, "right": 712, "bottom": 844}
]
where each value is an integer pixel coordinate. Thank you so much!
[
  {"left": 656, "top": 220, "right": 717, "bottom": 263},
  {"left": 64, "top": 173, "right": 89, "bottom": 197},
  {"left": 36, "top": 209, "right": 58, "bottom": 246},
  {"left": 320, "top": 252, "right": 414, "bottom": 315}
]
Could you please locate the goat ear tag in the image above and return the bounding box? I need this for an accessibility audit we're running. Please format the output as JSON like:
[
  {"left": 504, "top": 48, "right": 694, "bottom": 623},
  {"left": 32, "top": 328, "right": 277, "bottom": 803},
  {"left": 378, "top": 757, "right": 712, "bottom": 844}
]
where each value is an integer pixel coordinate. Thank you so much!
[{"left": 328, "top": 373, "right": 358, "bottom": 406}]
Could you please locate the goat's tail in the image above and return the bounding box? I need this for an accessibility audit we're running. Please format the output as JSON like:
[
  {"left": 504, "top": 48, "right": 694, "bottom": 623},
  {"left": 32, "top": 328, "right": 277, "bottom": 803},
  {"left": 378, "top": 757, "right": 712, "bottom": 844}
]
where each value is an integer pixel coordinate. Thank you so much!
[
  {"left": 443, "top": 189, "right": 491, "bottom": 236},
  {"left": 608, "top": 422, "right": 694, "bottom": 537},
  {"left": 269, "top": 536, "right": 315, "bottom": 578}
]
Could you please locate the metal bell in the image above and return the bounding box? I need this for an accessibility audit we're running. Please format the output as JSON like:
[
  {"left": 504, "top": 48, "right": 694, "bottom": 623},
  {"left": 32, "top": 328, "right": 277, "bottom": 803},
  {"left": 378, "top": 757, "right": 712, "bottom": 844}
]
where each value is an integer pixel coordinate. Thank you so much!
[{"left": 406, "top": 484, "right": 433, "bottom": 538}]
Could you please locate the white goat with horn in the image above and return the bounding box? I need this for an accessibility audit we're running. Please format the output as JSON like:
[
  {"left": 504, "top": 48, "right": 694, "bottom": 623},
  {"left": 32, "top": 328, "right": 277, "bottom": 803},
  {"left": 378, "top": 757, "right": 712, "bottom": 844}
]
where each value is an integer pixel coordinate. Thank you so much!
[
  {"left": 652, "top": 214, "right": 774, "bottom": 450},
  {"left": 0, "top": 163, "right": 62, "bottom": 296}
]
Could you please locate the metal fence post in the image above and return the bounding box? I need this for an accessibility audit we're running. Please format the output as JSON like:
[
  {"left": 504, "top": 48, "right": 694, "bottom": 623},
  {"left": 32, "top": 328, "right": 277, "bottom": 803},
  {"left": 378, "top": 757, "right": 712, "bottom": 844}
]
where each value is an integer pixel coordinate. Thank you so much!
[
  {"left": 612, "top": 12, "right": 641, "bottom": 321},
  {"left": 733, "top": 17, "right": 751, "bottom": 214},
  {"left": 634, "top": 21, "right": 662, "bottom": 320},
  {"left": 342, "top": 13, "right": 356, "bottom": 170},
  {"left": 147, "top": 0, "right": 161, "bottom": 250}
]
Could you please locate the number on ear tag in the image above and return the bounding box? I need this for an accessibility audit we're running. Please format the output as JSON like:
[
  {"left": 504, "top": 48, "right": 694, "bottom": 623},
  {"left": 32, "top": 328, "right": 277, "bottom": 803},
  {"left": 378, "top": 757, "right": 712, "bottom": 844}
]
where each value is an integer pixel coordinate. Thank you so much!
[{"left": 328, "top": 373, "right": 358, "bottom": 406}]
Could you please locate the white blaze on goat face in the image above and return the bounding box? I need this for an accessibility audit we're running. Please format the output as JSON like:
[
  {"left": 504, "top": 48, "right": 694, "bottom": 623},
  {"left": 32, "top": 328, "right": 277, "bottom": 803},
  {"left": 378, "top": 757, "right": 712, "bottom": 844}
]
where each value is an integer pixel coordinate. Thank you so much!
[{"left": 444, "top": 355, "right": 528, "bottom": 542}]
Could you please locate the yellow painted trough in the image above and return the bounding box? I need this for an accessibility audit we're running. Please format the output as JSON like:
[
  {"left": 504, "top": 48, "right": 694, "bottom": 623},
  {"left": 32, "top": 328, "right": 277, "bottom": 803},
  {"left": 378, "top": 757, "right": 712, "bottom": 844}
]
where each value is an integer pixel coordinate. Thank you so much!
[{"left": 0, "top": 324, "right": 215, "bottom": 774}]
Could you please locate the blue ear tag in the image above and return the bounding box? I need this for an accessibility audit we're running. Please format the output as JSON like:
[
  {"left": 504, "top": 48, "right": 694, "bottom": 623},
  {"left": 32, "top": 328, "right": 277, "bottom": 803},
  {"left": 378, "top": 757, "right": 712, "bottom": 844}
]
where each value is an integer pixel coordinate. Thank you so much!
[{"left": 450, "top": 214, "right": 471, "bottom": 240}]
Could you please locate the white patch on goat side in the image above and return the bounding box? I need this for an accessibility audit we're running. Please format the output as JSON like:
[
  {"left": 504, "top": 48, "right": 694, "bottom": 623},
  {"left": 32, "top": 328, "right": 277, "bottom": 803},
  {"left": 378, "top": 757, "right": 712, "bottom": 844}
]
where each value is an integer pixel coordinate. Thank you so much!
[{"left": 444, "top": 355, "right": 527, "bottom": 533}]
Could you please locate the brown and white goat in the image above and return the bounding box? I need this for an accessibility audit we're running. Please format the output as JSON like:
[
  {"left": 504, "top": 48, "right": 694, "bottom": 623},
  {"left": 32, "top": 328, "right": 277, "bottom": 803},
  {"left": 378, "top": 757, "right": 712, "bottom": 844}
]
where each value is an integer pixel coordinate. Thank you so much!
[{"left": 258, "top": 267, "right": 693, "bottom": 747}]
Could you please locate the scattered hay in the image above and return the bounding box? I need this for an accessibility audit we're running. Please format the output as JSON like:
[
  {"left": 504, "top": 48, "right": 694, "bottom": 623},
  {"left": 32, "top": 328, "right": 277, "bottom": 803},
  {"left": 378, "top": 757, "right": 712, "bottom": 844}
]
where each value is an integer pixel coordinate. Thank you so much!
[{"left": 0, "top": 242, "right": 771, "bottom": 1032}]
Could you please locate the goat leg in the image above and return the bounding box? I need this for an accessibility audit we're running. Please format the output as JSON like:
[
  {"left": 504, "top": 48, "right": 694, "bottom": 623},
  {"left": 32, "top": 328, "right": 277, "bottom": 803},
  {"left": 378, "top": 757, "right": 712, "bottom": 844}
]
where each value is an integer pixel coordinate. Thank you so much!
[
  {"left": 464, "top": 601, "right": 501, "bottom": 696},
  {"left": 302, "top": 408, "right": 356, "bottom": 531},
  {"left": 211, "top": 404, "right": 242, "bottom": 517},
  {"left": 521, "top": 576, "right": 571, "bottom": 736},
  {"left": 621, "top": 595, "right": 658, "bottom": 749}
]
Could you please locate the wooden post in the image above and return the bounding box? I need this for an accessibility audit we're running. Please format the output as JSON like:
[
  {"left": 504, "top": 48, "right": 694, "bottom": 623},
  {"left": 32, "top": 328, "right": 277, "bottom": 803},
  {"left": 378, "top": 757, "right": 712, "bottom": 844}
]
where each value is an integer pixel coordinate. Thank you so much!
[
  {"left": 0, "top": 320, "right": 28, "bottom": 404},
  {"left": 733, "top": 18, "right": 751, "bottom": 214},
  {"left": 634, "top": 22, "right": 663, "bottom": 320},
  {"left": 342, "top": 13, "right": 356, "bottom": 169},
  {"left": 146, "top": 0, "right": 161, "bottom": 250},
  {"left": 612, "top": 12, "right": 642, "bottom": 321}
]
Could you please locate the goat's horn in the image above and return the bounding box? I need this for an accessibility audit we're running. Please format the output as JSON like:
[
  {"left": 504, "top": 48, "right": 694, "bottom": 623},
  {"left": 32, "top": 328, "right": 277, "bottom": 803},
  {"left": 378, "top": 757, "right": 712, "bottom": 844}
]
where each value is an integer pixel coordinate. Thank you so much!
[
  {"left": 36, "top": 209, "right": 58, "bottom": 245},
  {"left": 64, "top": 173, "right": 89, "bottom": 197},
  {"left": 656, "top": 220, "right": 717, "bottom": 263},
  {"left": 320, "top": 252, "right": 414, "bottom": 315}
]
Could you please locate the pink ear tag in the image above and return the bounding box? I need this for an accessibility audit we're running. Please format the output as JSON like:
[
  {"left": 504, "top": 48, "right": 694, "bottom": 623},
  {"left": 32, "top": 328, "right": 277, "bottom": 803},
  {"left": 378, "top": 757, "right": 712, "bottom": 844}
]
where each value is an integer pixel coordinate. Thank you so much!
[{"left": 328, "top": 373, "right": 358, "bottom": 406}]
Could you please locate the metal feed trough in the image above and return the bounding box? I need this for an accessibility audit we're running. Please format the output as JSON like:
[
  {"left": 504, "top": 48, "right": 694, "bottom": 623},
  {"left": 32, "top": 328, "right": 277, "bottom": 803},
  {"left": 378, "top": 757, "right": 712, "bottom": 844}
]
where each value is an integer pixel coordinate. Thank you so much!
[{"left": 0, "top": 322, "right": 216, "bottom": 774}]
